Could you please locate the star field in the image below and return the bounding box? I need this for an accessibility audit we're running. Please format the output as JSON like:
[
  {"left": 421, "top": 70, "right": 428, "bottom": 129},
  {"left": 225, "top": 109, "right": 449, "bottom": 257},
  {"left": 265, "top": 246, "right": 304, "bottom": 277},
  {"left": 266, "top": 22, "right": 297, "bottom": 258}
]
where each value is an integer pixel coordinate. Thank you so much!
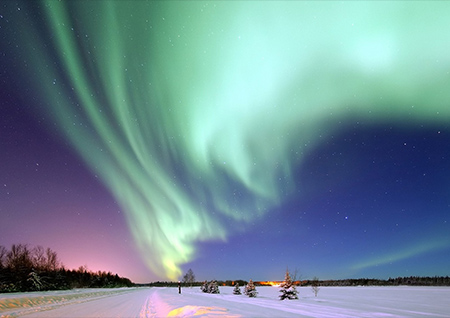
[{"left": 1, "top": 1, "right": 450, "bottom": 283}]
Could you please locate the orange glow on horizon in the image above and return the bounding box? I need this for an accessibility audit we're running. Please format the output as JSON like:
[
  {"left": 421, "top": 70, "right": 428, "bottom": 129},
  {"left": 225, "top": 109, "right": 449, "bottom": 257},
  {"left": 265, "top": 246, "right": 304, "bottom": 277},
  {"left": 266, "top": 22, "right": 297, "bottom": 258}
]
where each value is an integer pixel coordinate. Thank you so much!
[
  {"left": 258, "top": 281, "right": 281, "bottom": 287},
  {"left": 258, "top": 281, "right": 302, "bottom": 287}
]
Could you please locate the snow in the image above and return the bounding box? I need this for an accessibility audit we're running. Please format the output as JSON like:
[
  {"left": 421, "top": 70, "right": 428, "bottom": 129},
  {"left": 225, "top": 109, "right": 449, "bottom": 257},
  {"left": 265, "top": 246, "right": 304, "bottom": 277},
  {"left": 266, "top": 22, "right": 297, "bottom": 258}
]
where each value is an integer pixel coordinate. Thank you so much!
[{"left": 1, "top": 286, "right": 449, "bottom": 317}]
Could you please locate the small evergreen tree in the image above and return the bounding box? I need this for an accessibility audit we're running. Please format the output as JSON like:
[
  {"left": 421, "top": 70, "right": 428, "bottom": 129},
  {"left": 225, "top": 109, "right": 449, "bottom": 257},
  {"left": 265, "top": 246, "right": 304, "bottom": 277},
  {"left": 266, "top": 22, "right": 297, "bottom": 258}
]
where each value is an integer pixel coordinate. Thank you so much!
[
  {"left": 208, "top": 280, "right": 220, "bottom": 294},
  {"left": 279, "top": 268, "right": 298, "bottom": 300},
  {"left": 27, "top": 269, "right": 44, "bottom": 291},
  {"left": 244, "top": 279, "right": 258, "bottom": 297},
  {"left": 200, "top": 280, "right": 208, "bottom": 293},
  {"left": 233, "top": 282, "right": 241, "bottom": 295}
]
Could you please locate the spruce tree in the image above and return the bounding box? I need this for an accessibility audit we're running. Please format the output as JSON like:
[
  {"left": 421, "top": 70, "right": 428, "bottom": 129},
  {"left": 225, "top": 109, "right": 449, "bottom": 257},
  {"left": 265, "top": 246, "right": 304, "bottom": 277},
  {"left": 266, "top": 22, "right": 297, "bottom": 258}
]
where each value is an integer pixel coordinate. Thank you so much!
[
  {"left": 208, "top": 280, "right": 220, "bottom": 294},
  {"left": 200, "top": 281, "right": 208, "bottom": 293},
  {"left": 279, "top": 268, "right": 298, "bottom": 300},
  {"left": 233, "top": 282, "right": 241, "bottom": 295},
  {"left": 244, "top": 279, "right": 258, "bottom": 297},
  {"left": 27, "top": 270, "right": 43, "bottom": 291}
]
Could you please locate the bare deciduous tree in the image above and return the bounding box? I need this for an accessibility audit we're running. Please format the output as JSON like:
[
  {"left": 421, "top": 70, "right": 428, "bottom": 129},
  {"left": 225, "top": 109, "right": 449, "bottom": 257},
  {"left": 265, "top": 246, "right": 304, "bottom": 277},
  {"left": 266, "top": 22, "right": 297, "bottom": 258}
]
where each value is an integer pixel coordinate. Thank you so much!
[
  {"left": 46, "top": 247, "right": 59, "bottom": 271},
  {"left": 311, "top": 276, "right": 320, "bottom": 297},
  {"left": 6, "top": 244, "right": 33, "bottom": 270},
  {"left": 0, "top": 245, "right": 7, "bottom": 269},
  {"left": 182, "top": 268, "right": 195, "bottom": 287},
  {"left": 290, "top": 267, "right": 301, "bottom": 284},
  {"left": 33, "top": 245, "right": 46, "bottom": 270}
]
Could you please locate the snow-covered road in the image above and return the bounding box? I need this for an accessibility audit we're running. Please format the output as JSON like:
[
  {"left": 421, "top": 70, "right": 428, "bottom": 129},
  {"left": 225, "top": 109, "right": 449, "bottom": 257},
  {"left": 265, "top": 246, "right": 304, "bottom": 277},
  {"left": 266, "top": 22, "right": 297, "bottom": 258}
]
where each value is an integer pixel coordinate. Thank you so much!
[{"left": 1, "top": 286, "right": 449, "bottom": 317}]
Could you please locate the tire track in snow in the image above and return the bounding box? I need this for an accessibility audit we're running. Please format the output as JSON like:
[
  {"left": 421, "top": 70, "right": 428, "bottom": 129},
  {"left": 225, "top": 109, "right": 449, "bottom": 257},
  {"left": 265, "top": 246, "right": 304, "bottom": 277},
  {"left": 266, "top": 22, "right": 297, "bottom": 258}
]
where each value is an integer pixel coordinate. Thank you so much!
[{"left": 139, "top": 288, "right": 172, "bottom": 318}]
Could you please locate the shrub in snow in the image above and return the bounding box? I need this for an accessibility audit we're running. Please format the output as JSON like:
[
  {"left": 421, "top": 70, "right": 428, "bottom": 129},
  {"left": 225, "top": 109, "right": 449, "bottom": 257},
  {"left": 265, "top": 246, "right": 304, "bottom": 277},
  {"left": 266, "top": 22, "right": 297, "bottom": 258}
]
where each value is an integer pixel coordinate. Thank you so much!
[
  {"left": 279, "top": 269, "right": 298, "bottom": 300},
  {"left": 244, "top": 279, "right": 258, "bottom": 297},
  {"left": 233, "top": 283, "right": 241, "bottom": 295},
  {"left": 208, "top": 280, "right": 220, "bottom": 294},
  {"left": 200, "top": 281, "right": 208, "bottom": 293},
  {"left": 311, "top": 276, "right": 320, "bottom": 297}
]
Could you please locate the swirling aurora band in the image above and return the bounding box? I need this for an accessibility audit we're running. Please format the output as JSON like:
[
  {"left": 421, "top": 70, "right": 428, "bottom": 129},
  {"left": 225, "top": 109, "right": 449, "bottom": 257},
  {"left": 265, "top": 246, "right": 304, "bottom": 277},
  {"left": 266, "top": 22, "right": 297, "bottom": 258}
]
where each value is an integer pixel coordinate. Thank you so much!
[{"left": 12, "top": 1, "right": 450, "bottom": 279}]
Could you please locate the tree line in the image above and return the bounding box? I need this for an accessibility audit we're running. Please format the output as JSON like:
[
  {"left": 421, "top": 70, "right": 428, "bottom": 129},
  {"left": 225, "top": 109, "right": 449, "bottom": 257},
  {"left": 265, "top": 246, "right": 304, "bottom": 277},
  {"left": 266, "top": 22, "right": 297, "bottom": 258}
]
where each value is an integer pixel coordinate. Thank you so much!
[
  {"left": 0, "top": 244, "right": 133, "bottom": 293},
  {"left": 147, "top": 275, "right": 450, "bottom": 288},
  {"left": 143, "top": 279, "right": 249, "bottom": 288},
  {"left": 304, "top": 276, "right": 450, "bottom": 287}
]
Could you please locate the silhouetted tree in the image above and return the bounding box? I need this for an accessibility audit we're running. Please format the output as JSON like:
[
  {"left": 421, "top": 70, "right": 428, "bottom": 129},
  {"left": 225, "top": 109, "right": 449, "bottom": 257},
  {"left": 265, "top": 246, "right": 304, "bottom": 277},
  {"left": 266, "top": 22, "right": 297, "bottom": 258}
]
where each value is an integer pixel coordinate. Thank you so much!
[
  {"left": 6, "top": 244, "right": 33, "bottom": 270},
  {"left": 0, "top": 244, "right": 133, "bottom": 292},
  {"left": 32, "top": 245, "right": 46, "bottom": 270},
  {"left": 0, "top": 245, "right": 7, "bottom": 269},
  {"left": 183, "top": 268, "right": 195, "bottom": 287}
]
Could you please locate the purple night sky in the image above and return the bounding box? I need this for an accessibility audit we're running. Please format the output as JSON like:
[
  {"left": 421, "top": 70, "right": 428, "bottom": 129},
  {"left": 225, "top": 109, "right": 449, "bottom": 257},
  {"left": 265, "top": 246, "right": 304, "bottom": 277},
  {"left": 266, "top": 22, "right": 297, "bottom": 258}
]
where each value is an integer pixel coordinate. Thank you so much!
[{"left": 1, "top": 1, "right": 450, "bottom": 283}]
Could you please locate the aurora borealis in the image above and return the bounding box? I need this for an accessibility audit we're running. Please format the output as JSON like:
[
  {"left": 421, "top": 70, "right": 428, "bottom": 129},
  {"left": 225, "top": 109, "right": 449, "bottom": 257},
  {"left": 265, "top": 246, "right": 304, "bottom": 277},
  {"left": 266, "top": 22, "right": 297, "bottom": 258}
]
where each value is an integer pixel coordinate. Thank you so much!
[{"left": 1, "top": 1, "right": 450, "bottom": 283}]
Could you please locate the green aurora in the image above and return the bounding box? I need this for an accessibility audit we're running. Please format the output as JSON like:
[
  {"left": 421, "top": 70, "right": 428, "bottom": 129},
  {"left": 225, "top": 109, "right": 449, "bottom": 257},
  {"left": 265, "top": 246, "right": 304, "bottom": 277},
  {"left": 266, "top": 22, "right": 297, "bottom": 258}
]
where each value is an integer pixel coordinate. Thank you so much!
[{"left": 13, "top": 1, "right": 450, "bottom": 279}]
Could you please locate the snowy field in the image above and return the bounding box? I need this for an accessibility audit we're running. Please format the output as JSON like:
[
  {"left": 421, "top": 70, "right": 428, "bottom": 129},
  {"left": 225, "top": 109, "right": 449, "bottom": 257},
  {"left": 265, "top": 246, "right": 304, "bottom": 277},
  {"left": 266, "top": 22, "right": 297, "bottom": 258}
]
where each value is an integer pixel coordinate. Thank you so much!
[{"left": 1, "top": 286, "right": 449, "bottom": 317}]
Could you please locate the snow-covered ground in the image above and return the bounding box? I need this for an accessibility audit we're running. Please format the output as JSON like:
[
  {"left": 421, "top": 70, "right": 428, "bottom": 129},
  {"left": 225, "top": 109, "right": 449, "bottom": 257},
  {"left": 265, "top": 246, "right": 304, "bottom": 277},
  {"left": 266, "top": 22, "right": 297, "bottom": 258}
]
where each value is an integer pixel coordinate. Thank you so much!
[{"left": 1, "top": 286, "right": 449, "bottom": 317}]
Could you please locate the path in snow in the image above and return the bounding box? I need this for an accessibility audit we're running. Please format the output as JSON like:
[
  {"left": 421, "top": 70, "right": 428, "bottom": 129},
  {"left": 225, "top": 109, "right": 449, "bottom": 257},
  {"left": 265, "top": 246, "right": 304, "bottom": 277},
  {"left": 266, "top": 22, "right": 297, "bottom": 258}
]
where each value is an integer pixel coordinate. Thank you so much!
[{"left": 1, "top": 286, "right": 449, "bottom": 317}]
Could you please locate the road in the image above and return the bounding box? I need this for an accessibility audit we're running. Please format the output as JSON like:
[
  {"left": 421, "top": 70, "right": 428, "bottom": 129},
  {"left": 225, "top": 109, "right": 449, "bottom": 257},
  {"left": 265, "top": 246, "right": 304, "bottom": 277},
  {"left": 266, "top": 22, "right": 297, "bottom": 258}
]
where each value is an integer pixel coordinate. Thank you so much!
[
  {"left": 0, "top": 286, "right": 303, "bottom": 317},
  {"left": 2, "top": 286, "right": 450, "bottom": 317}
]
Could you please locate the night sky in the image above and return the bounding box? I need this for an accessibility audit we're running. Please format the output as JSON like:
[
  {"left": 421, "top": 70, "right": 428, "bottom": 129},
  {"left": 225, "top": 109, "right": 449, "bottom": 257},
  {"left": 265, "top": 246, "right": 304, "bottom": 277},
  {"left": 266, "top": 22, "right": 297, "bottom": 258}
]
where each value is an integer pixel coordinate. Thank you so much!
[{"left": 1, "top": 1, "right": 450, "bottom": 283}]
